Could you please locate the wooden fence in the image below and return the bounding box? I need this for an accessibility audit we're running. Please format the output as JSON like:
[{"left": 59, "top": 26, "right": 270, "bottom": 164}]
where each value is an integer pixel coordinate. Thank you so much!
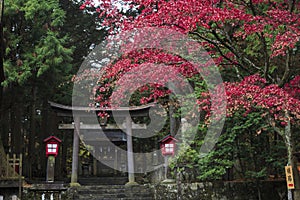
[{"left": 0, "top": 153, "right": 22, "bottom": 179}]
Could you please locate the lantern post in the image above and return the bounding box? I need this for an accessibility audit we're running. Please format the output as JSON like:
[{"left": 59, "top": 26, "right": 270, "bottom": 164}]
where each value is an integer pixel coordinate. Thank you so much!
[
  {"left": 159, "top": 135, "right": 178, "bottom": 183},
  {"left": 44, "top": 136, "right": 61, "bottom": 182}
]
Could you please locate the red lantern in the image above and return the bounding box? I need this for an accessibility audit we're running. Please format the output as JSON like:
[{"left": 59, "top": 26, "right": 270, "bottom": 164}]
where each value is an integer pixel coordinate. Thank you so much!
[
  {"left": 159, "top": 135, "right": 178, "bottom": 156},
  {"left": 44, "top": 136, "right": 61, "bottom": 157}
]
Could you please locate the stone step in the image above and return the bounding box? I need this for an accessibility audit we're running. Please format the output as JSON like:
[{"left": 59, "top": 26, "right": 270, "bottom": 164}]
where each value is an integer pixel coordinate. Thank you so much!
[
  {"left": 78, "top": 177, "right": 128, "bottom": 185},
  {"left": 78, "top": 198, "right": 154, "bottom": 200},
  {"left": 77, "top": 185, "right": 126, "bottom": 190},
  {"left": 81, "top": 198, "right": 154, "bottom": 200},
  {"left": 74, "top": 184, "right": 154, "bottom": 200},
  {"left": 77, "top": 196, "right": 154, "bottom": 199}
]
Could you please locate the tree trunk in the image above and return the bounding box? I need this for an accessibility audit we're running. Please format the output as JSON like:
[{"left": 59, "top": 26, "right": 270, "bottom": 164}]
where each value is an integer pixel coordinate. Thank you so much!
[
  {"left": 11, "top": 92, "right": 22, "bottom": 154},
  {"left": 284, "top": 117, "right": 300, "bottom": 200},
  {"left": 28, "top": 85, "right": 37, "bottom": 178},
  {"left": 0, "top": 0, "right": 6, "bottom": 153},
  {"left": 0, "top": 0, "right": 5, "bottom": 105},
  {"left": 61, "top": 129, "right": 68, "bottom": 179},
  {"left": 40, "top": 100, "right": 50, "bottom": 178}
]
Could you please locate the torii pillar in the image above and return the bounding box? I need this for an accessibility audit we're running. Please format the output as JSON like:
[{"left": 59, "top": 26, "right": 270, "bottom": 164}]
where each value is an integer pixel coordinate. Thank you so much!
[
  {"left": 70, "top": 116, "right": 80, "bottom": 187},
  {"left": 69, "top": 114, "right": 137, "bottom": 186},
  {"left": 125, "top": 115, "right": 137, "bottom": 186}
]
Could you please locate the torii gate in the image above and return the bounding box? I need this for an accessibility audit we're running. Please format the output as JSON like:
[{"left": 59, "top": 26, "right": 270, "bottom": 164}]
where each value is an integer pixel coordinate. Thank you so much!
[{"left": 49, "top": 101, "right": 153, "bottom": 186}]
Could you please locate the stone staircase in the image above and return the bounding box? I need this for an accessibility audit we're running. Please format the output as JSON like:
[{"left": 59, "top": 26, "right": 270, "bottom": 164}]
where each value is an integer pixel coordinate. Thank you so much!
[
  {"left": 73, "top": 184, "right": 154, "bottom": 200},
  {"left": 78, "top": 177, "right": 128, "bottom": 185}
]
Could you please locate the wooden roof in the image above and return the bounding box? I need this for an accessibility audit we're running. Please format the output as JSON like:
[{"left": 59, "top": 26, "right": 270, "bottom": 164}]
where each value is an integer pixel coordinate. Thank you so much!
[
  {"left": 43, "top": 135, "right": 62, "bottom": 143},
  {"left": 159, "top": 134, "right": 179, "bottom": 143}
]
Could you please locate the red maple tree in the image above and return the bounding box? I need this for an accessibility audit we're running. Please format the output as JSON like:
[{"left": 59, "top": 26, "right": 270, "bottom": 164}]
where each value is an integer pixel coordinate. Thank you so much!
[
  {"left": 81, "top": 0, "right": 300, "bottom": 120},
  {"left": 79, "top": 0, "right": 300, "bottom": 192},
  {"left": 82, "top": 0, "right": 300, "bottom": 90}
]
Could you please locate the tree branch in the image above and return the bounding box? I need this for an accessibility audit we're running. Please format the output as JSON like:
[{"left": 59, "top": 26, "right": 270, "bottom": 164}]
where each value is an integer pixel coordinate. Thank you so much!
[
  {"left": 279, "top": 49, "right": 292, "bottom": 87},
  {"left": 288, "top": 0, "right": 296, "bottom": 13},
  {"left": 211, "top": 29, "right": 261, "bottom": 71},
  {"left": 247, "top": 1, "right": 271, "bottom": 80},
  {"left": 189, "top": 31, "right": 248, "bottom": 79}
]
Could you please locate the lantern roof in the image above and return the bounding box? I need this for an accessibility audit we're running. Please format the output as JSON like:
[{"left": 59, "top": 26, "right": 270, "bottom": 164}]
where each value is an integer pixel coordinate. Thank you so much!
[
  {"left": 44, "top": 136, "right": 62, "bottom": 144},
  {"left": 159, "top": 134, "right": 178, "bottom": 144}
]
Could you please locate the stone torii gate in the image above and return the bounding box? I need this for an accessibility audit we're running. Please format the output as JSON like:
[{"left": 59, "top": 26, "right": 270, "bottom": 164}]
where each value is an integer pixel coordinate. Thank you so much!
[{"left": 49, "top": 101, "right": 153, "bottom": 186}]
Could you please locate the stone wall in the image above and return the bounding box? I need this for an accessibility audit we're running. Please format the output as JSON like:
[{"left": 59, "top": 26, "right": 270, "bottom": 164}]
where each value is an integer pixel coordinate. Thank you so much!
[
  {"left": 20, "top": 180, "right": 287, "bottom": 200},
  {"left": 0, "top": 180, "right": 21, "bottom": 200},
  {"left": 0, "top": 188, "right": 19, "bottom": 200},
  {"left": 154, "top": 180, "right": 287, "bottom": 200}
]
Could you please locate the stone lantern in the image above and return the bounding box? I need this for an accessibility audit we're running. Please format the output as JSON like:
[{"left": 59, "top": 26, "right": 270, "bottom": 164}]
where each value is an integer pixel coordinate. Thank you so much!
[
  {"left": 44, "top": 136, "right": 61, "bottom": 182},
  {"left": 159, "top": 135, "right": 178, "bottom": 183},
  {"left": 160, "top": 135, "right": 178, "bottom": 156}
]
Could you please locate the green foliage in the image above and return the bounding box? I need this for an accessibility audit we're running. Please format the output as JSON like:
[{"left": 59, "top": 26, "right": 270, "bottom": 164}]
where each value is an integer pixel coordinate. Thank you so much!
[
  {"left": 3, "top": 0, "right": 73, "bottom": 86},
  {"left": 171, "top": 110, "right": 287, "bottom": 182},
  {"left": 224, "top": 111, "right": 286, "bottom": 180},
  {"left": 0, "top": 0, "right": 114, "bottom": 181},
  {"left": 35, "top": 31, "right": 73, "bottom": 77},
  {"left": 195, "top": 129, "right": 235, "bottom": 180}
]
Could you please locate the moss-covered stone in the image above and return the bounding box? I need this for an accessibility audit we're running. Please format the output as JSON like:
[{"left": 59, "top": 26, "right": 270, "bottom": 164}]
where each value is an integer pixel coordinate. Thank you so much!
[
  {"left": 154, "top": 180, "right": 286, "bottom": 200},
  {"left": 20, "top": 180, "right": 286, "bottom": 199}
]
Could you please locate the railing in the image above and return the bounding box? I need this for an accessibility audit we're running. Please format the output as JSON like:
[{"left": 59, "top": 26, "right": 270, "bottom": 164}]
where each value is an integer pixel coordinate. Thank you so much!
[
  {"left": 0, "top": 152, "right": 23, "bottom": 200},
  {"left": 28, "top": 183, "right": 67, "bottom": 200},
  {"left": 6, "top": 154, "right": 22, "bottom": 178},
  {"left": 0, "top": 153, "right": 22, "bottom": 179}
]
